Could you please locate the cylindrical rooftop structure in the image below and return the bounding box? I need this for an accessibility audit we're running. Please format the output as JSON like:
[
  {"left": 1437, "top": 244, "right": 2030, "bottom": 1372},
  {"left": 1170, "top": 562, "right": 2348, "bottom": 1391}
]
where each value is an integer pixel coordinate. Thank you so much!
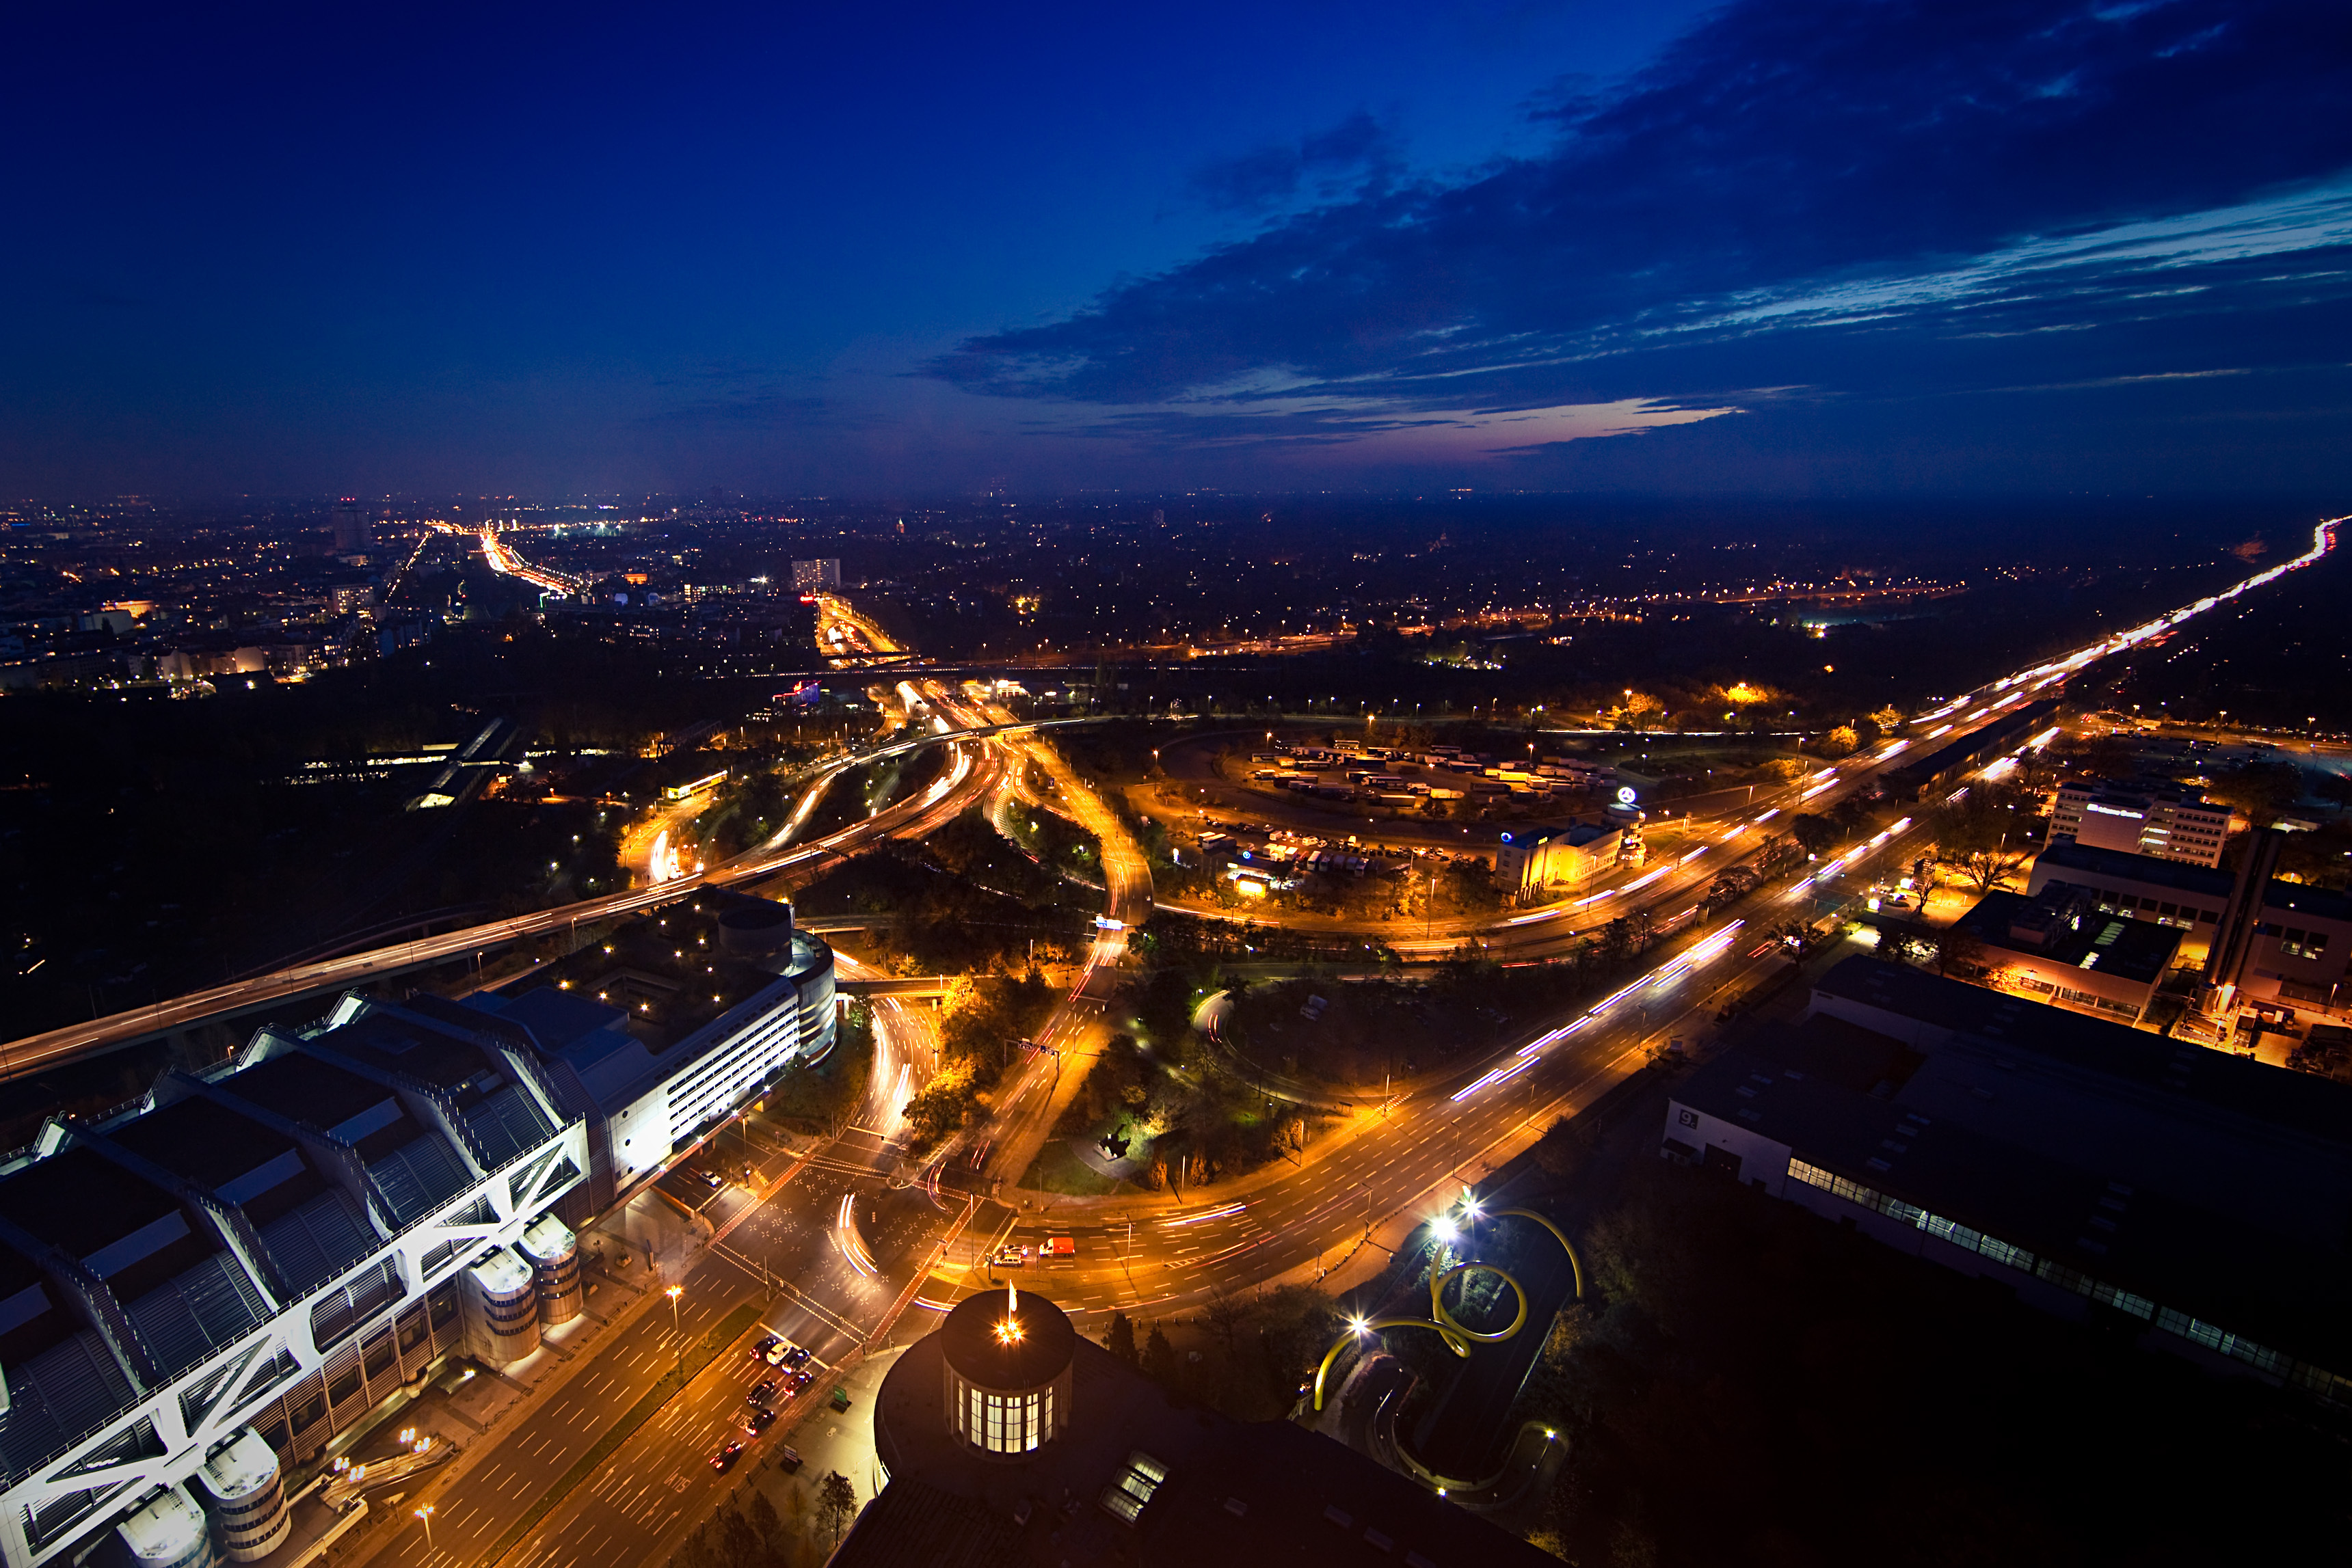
[
  {"left": 937, "top": 1285, "right": 1075, "bottom": 1460},
  {"left": 195, "top": 1429, "right": 290, "bottom": 1563},
  {"left": 116, "top": 1485, "right": 217, "bottom": 1568},
  {"left": 462, "top": 1246, "right": 542, "bottom": 1367},
  {"left": 518, "top": 1213, "right": 585, "bottom": 1325},
  {"left": 717, "top": 898, "right": 794, "bottom": 956}
]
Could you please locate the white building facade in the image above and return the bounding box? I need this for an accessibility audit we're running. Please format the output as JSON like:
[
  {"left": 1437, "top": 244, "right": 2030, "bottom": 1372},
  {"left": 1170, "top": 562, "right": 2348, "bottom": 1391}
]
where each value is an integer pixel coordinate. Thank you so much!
[
  {"left": 0, "top": 996, "right": 590, "bottom": 1568},
  {"left": 2051, "top": 779, "right": 2231, "bottom": 867}
]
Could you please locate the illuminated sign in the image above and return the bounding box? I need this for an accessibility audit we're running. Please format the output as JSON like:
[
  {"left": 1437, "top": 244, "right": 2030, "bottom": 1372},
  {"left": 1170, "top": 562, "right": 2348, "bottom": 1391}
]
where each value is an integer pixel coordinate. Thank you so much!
[
  {"left": 2085, "top": 803, "right": 2146, "bottom": 820},
  {"left": 1614, "top": 785, "right": 1638, "bottom": 805}
]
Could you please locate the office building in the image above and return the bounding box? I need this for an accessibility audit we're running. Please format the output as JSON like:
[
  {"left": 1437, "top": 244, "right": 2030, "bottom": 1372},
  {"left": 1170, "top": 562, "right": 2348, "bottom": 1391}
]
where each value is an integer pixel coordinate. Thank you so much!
[
  {"left": 791, "top": 559, "right": 841, "bottom": 593},
  {"left": 1947, "top": 882, "right": 2183, "bottom": 1024},
  {"left": 329, "top": 500, "right": 372, "bottom": 556},
  {"left": 0, "top": 995, "right": 591, "bottom": 1568},
  {"left": 2051, "top": 779, "right": 2231, "bottom": 867},
  {"left": 466, "top": 906, "right": 836, "bottom": 1216},
  {"left": 1663, "top": 958, "right": 2352, "bottom": 1406},
  {"left": 841, "top": 1287, "right": 1554, "bottom": 1568}
]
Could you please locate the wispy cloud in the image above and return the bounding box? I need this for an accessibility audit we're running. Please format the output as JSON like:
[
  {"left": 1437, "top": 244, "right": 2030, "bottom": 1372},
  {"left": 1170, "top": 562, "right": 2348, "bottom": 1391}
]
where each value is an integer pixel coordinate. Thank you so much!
[{"left": 929, "top": 0, "right": 2352, "bottom": 465}]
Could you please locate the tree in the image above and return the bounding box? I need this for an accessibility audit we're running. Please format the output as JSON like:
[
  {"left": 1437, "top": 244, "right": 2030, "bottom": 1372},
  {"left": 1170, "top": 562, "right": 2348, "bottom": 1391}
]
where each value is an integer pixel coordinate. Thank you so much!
[
  {"left": 2206, "top": 760, "right": 2308, "bottom": 827},
  {"left": 1929, "top": 793, "right": 2029, "bottom": 891},
  {"left": 1142, "top": 1321, "right": 1179, "bottom": 1385},
  {"left": 1867, "top": 705, "right": 1905, "bottom": 731},
  {"left": 1106, "top": 1310, "right": 1140, "bottom": 1368},
  {"left": 1815, "top": 724, "right": 1860, "bottom": 759},
  {"left": 743, "top": 1489, "right": 781, "bottom": 1551},
  {"left": 1937, "top": 926, "right": 1988, "bottom": 978},
  {"left": 717, "top": 1506, "right": 764, "bottom": 1567},
  {"left": 817, "top": 1471, "right": 859, "bottom": 1546},
  {"left": 1200, "top": 1285, "right": 1253, "bottom": 1356},
  {"left": 1789, "top": 813, "right": 1839, "bottom": 859}
]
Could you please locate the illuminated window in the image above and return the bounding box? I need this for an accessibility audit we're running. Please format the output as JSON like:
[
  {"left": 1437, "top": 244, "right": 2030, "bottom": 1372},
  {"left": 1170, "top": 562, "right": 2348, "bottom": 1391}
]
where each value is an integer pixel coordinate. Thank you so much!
[{"left": 957, "top": 1383, "right": 1046, "bottom": 1454}]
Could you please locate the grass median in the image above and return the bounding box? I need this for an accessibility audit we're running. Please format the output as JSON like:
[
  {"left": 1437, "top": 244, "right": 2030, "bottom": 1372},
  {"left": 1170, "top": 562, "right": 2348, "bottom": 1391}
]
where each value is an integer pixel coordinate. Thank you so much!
[{"left": 484, "top": 1301, "right": 762, "bottom": 1566}]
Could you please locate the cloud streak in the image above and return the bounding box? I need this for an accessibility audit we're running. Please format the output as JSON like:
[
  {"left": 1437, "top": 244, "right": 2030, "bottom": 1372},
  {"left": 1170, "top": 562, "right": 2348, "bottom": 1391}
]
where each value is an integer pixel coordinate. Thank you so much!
[{"left": 931, "top": 0, "right": 2352, "bottom": 467}]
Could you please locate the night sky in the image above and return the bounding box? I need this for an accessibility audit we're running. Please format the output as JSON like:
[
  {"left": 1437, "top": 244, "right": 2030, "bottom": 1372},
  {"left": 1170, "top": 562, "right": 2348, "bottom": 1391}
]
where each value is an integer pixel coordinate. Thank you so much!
[{"left": 7, "top": 1, "right": 2349, "bottom": 499}]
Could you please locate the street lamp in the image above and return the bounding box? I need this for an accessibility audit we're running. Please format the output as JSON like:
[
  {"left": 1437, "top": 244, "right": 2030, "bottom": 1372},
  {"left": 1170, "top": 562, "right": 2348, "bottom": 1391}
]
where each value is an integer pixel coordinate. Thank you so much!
[
  {"left": 414, "top": 1504, "right": 433, "bottom": 1551},
  {"left": 665, "top": 1284, "right": 684, "bottom": 1373}
]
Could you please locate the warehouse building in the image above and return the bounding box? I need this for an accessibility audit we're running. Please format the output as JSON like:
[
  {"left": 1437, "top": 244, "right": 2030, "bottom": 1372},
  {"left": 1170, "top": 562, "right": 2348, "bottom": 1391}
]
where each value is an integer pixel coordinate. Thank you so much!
[
  {"left": 1663, "top": 958, "right": 2352, "bottom": 1405},
  {"left": 1946, "top": 882, "right": 2184, "bottom": 1024}
]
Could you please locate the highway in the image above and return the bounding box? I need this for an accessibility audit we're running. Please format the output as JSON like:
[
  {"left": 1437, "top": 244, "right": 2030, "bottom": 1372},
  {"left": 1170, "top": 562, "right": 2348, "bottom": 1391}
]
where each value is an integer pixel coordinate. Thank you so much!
[{"left": 0, "top": 712, "right": 1007, "bottom": 1081}]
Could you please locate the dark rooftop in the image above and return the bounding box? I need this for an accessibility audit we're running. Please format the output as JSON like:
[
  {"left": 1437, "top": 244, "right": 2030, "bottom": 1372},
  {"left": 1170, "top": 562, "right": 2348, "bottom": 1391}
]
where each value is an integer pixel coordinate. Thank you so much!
[
  {"left": 1813, "top": 957, "right": 2352, "bottom": 1145},
  {"left": 0, "top": 1146, "right": 179, "bottom": 1257},
  {"left": 1953, "top": 887, "right": 2183, "bottom": 984},
  {"left": 1679, "top": 1013, "right": 2352, "bottom": 1371},
  {"left": 941, "top": 1287, "right": 1076, "bottom": 1390},
  {"left": 105, "top": 1093, "right": 299, "bottom": 1195},
  {"left": 864, "top": 1297, "right": 1555, "bottom": 1568},
  {"left": 314, "top": 1008, "right": 497, "bottom": 1092},
  {"left": 219, "top": 1051, "right": 395, "bottom": 1135},
  {"left": 2032, "top": 839, "right": 2234, "bottom": 901}
]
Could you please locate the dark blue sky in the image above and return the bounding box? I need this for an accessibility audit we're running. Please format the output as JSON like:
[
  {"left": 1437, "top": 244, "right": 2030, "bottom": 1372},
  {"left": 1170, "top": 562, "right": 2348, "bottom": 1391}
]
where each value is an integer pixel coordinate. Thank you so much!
[{"left": 5, "top": 1, "right": 2349, "bottom": 499}]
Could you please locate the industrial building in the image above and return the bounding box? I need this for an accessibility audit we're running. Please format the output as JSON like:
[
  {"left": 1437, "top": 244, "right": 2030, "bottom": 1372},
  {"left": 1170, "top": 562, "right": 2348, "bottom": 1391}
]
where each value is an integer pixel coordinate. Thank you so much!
[
  {"left": 0, "top": 994, "right": 590, "bottom": 1567},
  {"left": 2050, "top": 778, "right": 2232, "bottom": 867},
  {"left": 469, "top": 905, "right": 836, "bottom": 1216},
  {"left": 0, "top": 906, "right": 834, "bottom": 1567},
  {"left": 1664, "top": 958, "right": 2352, "bottom": 1406}
]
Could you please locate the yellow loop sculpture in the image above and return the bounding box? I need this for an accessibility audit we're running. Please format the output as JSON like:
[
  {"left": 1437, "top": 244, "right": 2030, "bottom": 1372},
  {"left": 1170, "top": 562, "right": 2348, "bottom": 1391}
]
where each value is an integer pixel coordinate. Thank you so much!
[
  {"left": 1309, "top": 1204, "right": 1586, "bottom": 1411},
  {"left": 1430, "top": 1263, "right": 1527, "bottom": 1342}
]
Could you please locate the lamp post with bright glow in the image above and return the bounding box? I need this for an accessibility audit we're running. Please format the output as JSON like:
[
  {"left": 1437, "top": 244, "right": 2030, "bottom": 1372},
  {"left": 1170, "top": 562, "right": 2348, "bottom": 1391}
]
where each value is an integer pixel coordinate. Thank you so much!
[
  {"left": 414, "top": 1504, "right": 433, "bottom": 1552},
  {"left": 666, "top": 1284, "right": 684, "bottom": 1375}
]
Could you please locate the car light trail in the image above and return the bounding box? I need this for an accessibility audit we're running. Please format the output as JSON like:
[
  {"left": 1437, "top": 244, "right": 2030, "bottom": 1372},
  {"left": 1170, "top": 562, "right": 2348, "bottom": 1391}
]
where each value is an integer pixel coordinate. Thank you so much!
[
  {"left": 1458, "top": 922, "right": 1745, "bottom": 1100},
  {"left": 1160, "top": 1202, "right": 1247, "bottom": 1227},
  {"left": 835, "top": 1193, "right": 879, "bottom": 1278}
]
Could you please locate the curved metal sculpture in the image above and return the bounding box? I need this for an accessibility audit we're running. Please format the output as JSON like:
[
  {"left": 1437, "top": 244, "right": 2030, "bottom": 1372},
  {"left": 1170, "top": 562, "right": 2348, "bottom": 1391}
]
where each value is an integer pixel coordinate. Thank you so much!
[
  {"left": 1430, "top": 1262, "right": 1527, "bottom": 1342},
  {"left": 1310, "top": 1202, "right": 1586, "bottom": 1411}
]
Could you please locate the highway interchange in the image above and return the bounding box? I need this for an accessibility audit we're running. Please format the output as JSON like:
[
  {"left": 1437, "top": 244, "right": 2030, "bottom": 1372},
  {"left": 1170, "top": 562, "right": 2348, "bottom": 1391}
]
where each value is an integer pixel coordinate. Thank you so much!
[{"left": 17, "top": 515, "right": 2343, "bottom": 1566}]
